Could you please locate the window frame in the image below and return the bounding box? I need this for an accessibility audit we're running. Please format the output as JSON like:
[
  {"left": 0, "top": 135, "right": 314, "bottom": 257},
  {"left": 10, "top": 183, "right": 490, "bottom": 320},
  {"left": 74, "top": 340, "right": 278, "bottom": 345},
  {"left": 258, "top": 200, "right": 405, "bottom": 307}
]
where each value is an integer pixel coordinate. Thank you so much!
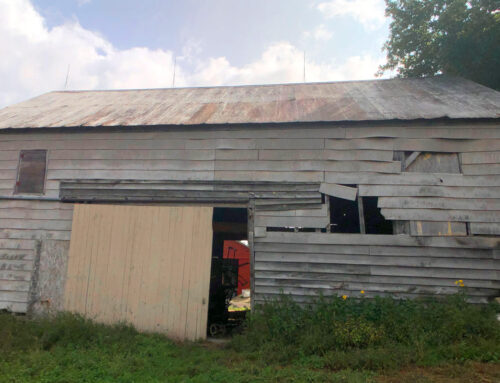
[{"left": 14, "top": 149, "right": 48, "bottom": 195}]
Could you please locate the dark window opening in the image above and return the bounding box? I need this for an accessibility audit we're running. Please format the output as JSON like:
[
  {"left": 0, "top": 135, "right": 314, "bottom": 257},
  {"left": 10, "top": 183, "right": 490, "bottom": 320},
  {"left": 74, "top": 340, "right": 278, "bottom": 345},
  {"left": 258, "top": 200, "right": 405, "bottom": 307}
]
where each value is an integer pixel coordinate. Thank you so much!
[
  {"left": 362, "top": 197, "right": 393, "bottom": 235},
  {"left": 15, "top": 150, "right": 47, "bottom": 194},
  {"left": 208, "top": 207, "right": 249, "bottom": 337},
  {"left": 329, "top": 195, "right": 360, "bottom": 233}
]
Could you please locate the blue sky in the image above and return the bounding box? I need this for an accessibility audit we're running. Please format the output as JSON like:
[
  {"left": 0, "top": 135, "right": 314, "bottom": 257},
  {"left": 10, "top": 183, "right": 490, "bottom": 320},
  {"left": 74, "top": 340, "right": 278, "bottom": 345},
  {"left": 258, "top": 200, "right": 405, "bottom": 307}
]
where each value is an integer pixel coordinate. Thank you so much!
[{"left": 0, "top": 0, "right": 390, "bottom": 107}]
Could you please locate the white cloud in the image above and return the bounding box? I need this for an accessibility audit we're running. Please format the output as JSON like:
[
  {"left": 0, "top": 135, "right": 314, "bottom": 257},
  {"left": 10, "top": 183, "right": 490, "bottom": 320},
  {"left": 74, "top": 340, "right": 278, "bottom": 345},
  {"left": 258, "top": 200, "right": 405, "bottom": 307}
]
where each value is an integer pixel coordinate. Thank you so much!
[
  {"left": 190, "top": 42, "right": 384, "bottom": 86},
  {"left": 303, "top": 24, "right": 333, "bottom": 41},
  {"left": 317, "top": 0, "right": 386, "bottom": 30},
  {"left": 0, "top": 0, "right": 385, "bottom": 108},
  {"left": 77, "top": 0, "right": 91, "bottom": 6}
]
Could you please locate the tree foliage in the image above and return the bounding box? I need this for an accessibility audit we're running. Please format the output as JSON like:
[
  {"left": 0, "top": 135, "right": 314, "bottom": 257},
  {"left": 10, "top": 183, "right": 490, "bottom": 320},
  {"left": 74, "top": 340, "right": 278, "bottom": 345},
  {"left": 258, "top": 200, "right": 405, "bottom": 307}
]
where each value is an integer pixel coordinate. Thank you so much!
[{"left": 379, "top": 0, "right": 500, "bottom": 90}]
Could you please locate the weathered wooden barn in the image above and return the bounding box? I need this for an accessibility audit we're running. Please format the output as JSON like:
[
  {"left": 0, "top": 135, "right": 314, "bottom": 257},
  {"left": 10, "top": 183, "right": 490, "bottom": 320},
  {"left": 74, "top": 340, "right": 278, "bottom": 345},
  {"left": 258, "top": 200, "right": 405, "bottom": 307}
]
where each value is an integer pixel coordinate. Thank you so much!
[{"left": 0, "top": 76, "right": 499, "bottom": 340}]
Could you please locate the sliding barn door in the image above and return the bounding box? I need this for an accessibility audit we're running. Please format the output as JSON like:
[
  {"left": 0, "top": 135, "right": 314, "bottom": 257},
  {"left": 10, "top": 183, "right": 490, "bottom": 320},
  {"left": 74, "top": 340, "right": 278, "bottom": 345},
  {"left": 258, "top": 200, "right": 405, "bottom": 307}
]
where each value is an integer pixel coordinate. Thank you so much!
[{"left": 64, "top": 204, "right": 213, "bottom": 340}]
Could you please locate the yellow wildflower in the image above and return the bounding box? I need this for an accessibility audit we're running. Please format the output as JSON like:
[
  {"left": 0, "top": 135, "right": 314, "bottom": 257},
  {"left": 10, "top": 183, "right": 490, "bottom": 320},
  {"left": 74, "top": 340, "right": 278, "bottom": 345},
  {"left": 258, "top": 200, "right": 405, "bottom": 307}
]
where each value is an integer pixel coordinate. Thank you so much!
[
  {"left": 342, "top": 295, "right": 348, "bottom": 300},
  {"left": 360, "top": 290, "right": 365, "bottom": 294}
]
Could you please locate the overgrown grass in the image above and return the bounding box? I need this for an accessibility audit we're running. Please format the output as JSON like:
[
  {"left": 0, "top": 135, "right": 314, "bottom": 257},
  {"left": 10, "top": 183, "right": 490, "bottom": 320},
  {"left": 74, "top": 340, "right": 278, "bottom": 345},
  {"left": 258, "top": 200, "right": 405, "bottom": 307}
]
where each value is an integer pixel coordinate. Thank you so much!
[
  {"left": 231, "top": 293, "right": 500, "bottom": 371},
  {"left": 0, "top": 293, "right": 499, "bottom": 382}
]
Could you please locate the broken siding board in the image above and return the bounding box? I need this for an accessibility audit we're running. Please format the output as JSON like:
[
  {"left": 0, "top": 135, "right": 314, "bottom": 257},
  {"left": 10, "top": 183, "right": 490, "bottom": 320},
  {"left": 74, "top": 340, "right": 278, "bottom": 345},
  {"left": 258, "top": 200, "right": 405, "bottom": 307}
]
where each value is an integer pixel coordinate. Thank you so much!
[
  {"left": 396, "top": 139, "right": 500, "bottom": 152},
  {"left": 345, "top": 127, "right": 500, "bottom": 139},
  {"left": 470, "top": 223, "right": 500, "bottom": 235},
  {"left": 380, "top": 208, "right": 499, "bottom": 222},
  {"left": 461, "top": 151, "right": 500, "bottom": 164},
  {"left": 320, "top": 183, "right": 357, "bottom": 201},
  {"left": 359, "top": 185, "right": 500, "bottom": 198},
  {"left": 326, "top": 172, "right": 500, "bottom": 186},
  {"left": 406, "top": 152, "right": 461, "bottom": 173},
  {"left": 378, "top": 197, "right": 500, "bottom": 210},
  {"left": 325, "top": 138, "right": 500, "bottom": 152},
  {"left": 254, "top": 226, "right": 267, "bottom": 238},
  {"left": 462, "top": 164, "right": 500, "bottom": 175}
]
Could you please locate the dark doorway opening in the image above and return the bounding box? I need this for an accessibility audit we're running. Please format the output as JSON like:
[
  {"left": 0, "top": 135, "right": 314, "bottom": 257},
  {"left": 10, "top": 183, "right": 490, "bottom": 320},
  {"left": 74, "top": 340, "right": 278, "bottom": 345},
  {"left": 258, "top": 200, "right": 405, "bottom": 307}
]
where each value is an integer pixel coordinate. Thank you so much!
[{"left": 208, "top": 207, "right": 249, "bottom": 337}]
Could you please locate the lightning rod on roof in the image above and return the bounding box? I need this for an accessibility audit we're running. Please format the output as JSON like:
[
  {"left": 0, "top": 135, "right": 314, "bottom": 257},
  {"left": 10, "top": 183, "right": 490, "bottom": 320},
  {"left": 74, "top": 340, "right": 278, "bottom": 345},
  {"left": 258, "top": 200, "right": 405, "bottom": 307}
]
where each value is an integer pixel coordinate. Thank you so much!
[
  {"left": 303, "top": 51, "right": 306, "bottom": 83},
  {"left": 64, "top": 64, "right": 70, "bottom": 89},
  {"left": 172, "top": 56, "right": 177, "bottom": 88}
]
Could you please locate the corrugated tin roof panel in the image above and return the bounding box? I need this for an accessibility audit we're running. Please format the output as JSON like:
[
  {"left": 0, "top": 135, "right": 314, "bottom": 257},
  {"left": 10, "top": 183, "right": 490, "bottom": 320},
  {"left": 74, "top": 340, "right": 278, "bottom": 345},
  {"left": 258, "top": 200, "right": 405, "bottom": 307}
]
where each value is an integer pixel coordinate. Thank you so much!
[{"left": 0, "top": 76, "right": 498, "bottom": 130}]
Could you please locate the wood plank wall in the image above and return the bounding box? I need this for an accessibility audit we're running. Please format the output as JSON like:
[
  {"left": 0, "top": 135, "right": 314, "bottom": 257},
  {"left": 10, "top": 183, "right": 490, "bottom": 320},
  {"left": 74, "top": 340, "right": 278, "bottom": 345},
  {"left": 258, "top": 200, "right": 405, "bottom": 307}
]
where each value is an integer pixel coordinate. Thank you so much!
[
  {"left": 64, "top": 204, "right": 213, "bottom": 340},
  {"left": 0, "top": 121, "right": 499, "bottom": 312},
  {"left": 254, "top": 232, "right": 500, "bottom": 304}
]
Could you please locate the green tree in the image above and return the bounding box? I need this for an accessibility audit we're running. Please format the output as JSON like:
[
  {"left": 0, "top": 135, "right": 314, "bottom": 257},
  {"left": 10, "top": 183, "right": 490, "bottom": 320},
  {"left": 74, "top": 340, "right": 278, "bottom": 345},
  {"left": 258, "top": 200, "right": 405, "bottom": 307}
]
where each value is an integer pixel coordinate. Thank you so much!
[{"left": 379, "top": 0, "right": 500, "bottom": 90}]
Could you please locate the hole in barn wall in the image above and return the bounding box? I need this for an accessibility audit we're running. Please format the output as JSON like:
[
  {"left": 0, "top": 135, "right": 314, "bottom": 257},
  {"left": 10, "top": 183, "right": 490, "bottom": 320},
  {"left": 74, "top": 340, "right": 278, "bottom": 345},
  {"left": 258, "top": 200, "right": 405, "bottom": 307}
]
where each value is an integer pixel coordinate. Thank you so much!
[
  {"left": 208, "top": 207, "right": 249, "bottom": 338},
  {"left": 329, "top": 195, "right": 360, "bottom": 233},
  {"left": 362, "top": 197, "right": 393, "bottom": 235}
]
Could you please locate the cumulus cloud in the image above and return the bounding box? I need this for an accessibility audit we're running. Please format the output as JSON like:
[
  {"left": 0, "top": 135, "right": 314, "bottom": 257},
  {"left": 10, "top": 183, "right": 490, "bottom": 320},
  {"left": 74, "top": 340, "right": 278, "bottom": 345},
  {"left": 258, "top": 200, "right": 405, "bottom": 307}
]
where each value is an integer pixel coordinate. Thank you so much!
[
  {"left": 77, "top": 0, "right": 92, "bottom": 6},
  {"left": 0, "top": 0, "right": 385, "bottom": 107},
  {"left": 317, "top": 0, "right": 386, "bottom": 30},
  {"left": 190, "top": 42, "right": 384, "bottom": 85},
  {"left": 303, "top": 24, "right": 333, "bottom": 41}
]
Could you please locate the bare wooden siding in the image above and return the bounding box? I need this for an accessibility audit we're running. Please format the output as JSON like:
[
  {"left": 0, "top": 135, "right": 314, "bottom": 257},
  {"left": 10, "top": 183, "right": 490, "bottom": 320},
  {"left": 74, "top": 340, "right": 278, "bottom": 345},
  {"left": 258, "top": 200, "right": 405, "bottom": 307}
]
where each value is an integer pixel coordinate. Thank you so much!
[
  {"left": 254, "top": 232, "right": 500, "bottom": 304},
  {"left": 64, "top": 204, "right": 213, "bottom": 340},
  {"left": 0, "top": 122, "right": 499, "bottom": 311},
  {"left": 0, "top": 200, "right": 73, "bottom": 312}
]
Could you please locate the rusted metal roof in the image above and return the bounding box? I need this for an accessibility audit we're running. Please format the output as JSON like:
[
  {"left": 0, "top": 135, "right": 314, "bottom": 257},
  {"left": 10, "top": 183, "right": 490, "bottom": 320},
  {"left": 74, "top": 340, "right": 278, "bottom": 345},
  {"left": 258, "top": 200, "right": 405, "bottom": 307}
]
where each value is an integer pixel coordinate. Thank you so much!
[{"left": 0, "top": 76, "right": 498, "bottom": 130}]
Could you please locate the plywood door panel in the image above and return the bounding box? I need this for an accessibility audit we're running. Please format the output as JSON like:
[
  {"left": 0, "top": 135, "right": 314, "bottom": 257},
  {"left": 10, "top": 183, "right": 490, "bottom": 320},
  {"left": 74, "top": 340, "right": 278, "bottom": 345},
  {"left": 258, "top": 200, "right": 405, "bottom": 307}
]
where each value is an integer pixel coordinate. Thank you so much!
[{"left": 64, "top": 204, "right": 213, "bottom": 341}]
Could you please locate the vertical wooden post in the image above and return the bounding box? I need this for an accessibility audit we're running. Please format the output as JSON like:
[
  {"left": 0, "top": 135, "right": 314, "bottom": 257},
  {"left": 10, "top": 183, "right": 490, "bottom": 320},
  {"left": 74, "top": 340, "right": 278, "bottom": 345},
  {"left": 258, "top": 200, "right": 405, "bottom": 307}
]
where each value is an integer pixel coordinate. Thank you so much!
[
  {"left": 357, "top": 195, "right": 366, "bottom": 234},
  {"left": 247, "top": 200, "right": 256, "bottom": 310}
]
